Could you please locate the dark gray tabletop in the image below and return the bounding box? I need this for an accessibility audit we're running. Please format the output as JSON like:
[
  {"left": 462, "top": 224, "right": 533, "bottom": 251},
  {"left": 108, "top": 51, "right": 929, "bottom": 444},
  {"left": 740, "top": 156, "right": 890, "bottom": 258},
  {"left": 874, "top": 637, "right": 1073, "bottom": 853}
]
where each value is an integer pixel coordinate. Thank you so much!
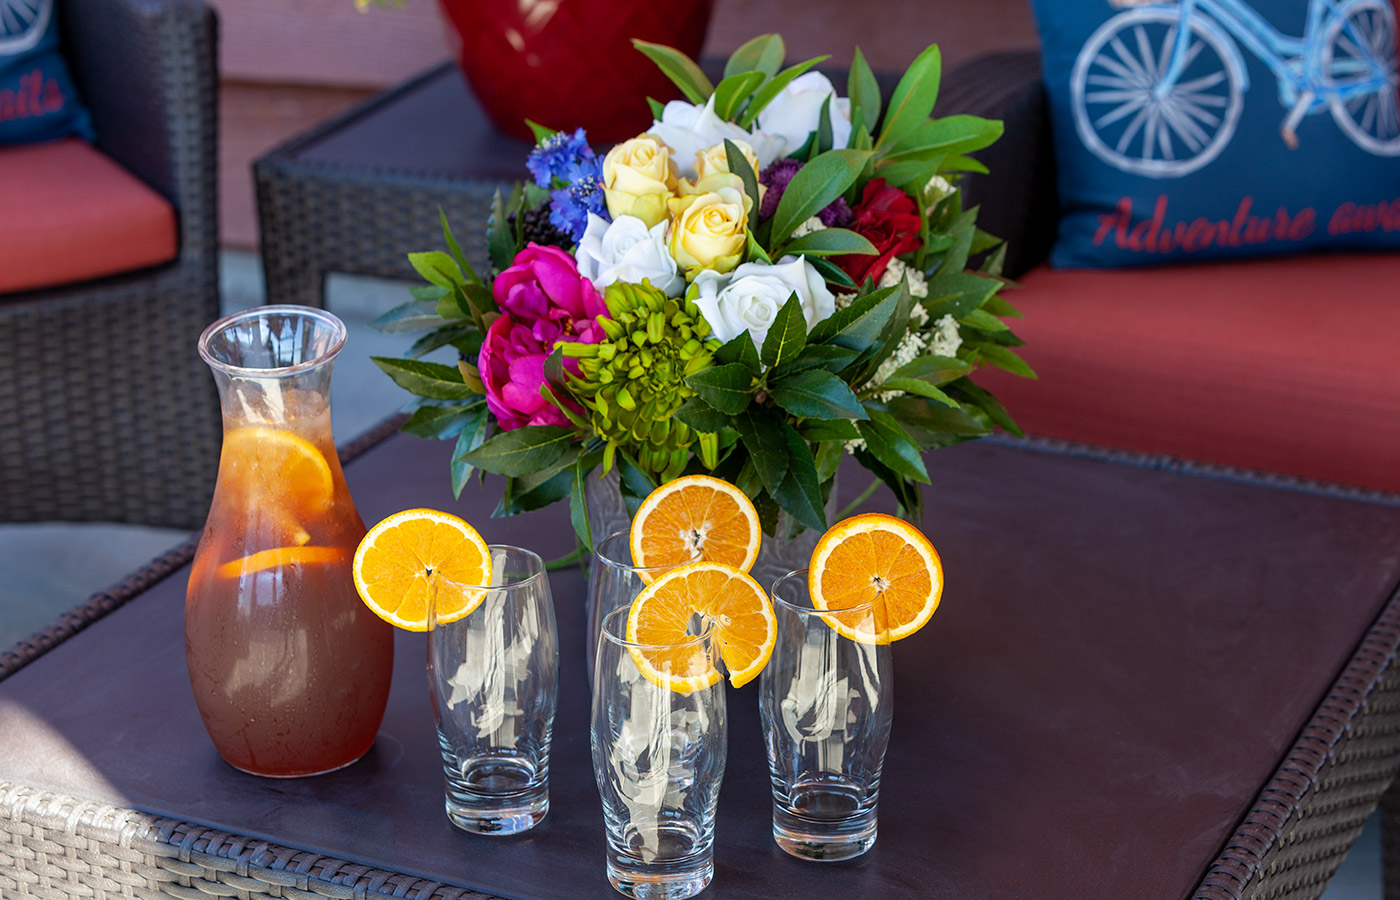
[{"left": 2, "top": 431, "right": 1399, "bottom": 899}]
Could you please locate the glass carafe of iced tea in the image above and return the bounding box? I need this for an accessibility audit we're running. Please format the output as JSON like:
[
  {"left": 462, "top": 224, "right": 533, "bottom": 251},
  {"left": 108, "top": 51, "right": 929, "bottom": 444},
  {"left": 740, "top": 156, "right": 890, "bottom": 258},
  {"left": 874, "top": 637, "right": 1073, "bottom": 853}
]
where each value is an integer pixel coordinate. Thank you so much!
[{"left": 186, "top": 305, "right": 394, "bottom": 777}]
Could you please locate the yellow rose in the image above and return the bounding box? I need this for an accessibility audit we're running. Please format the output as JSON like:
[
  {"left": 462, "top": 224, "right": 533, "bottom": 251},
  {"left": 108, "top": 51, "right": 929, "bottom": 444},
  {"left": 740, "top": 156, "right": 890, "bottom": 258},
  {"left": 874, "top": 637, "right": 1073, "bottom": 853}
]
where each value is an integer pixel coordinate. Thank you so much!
[
  {"left": 602, "top": 134, "right": 678, "bottom": 228},
  {"left": 668, "top": 186, "right": 752, "bottom": 277},
  {"left": 679, "top": 140, "right": 767, "bottom": 205}
]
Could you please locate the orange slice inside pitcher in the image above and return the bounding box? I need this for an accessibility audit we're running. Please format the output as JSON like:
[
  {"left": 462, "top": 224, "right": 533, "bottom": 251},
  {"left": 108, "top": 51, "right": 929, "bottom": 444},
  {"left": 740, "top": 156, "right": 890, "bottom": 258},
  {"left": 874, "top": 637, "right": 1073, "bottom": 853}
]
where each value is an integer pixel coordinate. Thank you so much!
[
  {"left": 808, "top": 512, "right": 943, "bottom": 644},
  {"left": 221, "top": 426, "right": 336, "bottom": 545},
  {"left": 630, "top": 474, "right": 761, "bottom": 577},
  {"left": 351, "top": 508, "right": 492, "bottom": 631},
  {"left": 627, "top": 560, "right": 775, "bottom": 691}
]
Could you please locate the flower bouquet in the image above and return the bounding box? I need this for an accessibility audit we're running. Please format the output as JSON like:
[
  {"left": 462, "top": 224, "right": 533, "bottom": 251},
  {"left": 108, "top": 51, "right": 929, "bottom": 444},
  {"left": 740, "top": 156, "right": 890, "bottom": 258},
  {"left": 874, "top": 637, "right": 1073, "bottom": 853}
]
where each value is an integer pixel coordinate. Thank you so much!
[{"left": 370, "top": 34, "right": 1032, "bottom": 549}]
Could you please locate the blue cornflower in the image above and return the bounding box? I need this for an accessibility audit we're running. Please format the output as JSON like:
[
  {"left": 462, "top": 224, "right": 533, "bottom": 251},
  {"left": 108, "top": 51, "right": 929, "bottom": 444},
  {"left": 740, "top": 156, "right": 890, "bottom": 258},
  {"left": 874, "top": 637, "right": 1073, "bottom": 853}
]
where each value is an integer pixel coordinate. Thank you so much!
[
  {"left": 549, "top": 172, "right": 608, "bottom": 242},
  {"left": 526, "top": 128, "right": 596, "bottom": 189}
]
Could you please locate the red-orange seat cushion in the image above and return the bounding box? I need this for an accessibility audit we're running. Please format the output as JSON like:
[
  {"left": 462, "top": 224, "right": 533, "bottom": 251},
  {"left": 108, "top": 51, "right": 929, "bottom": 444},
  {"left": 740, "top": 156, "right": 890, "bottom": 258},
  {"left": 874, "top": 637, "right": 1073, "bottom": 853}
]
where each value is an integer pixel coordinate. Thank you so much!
[
  {"left": 0, "top": 138, "right": 177, "bottom": 293},
  {"left": 974, "top": 253, "right": 1400, "bottom": 493}
]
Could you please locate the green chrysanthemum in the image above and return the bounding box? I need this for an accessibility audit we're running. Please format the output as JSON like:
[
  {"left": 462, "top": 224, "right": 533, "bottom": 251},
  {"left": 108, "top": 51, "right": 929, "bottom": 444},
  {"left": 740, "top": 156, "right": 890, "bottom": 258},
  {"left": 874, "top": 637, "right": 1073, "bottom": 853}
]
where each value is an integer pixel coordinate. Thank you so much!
[{"left": 561, "top": 281, "right": 720, "bottom": 482}]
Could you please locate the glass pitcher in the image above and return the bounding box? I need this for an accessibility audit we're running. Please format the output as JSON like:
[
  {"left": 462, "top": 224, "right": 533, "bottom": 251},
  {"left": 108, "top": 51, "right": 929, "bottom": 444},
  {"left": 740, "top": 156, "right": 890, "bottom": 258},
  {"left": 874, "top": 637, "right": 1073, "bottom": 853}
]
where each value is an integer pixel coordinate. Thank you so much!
[{"left": 186, "top": 305, "right": 394, "bottom": 777}]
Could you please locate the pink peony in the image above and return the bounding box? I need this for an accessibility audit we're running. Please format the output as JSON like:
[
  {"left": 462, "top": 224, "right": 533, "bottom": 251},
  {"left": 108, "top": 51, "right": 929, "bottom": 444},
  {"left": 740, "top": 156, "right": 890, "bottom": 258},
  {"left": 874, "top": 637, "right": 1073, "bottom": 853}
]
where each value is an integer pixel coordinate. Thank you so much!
[
  {"left": 492, "top": 243, "right": 608, "bottom": 346},
  {"left": 478, "top": 315, "right": 572, "bottom": 431}
]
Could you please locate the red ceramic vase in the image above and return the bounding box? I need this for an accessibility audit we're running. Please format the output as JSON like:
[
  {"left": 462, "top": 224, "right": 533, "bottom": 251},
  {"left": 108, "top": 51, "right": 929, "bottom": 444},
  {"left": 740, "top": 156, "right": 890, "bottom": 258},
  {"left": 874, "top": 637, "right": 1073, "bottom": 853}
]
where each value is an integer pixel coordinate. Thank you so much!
[{"left": 437, "top": 0, "right": 715, "bottom": 143}]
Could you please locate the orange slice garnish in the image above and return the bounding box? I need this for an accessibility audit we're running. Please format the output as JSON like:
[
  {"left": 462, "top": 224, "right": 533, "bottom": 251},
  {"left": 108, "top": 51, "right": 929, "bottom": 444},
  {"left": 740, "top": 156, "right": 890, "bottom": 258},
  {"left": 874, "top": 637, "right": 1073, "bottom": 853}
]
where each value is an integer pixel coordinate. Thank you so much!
[
  {"left": 630, "top": 474, "right": 761, "bottom": 578},
  {"left": 351, "top": 508, "right": 492, "bottom": 631},
  {"left": 627, "top": 560, "right": 775, "bottom": 691},
  {"left": 216, "top": 545, "right": 345, "bottom": 578},
  {"left": 808, "top": 512, "right": 943, "bottom": 644}
]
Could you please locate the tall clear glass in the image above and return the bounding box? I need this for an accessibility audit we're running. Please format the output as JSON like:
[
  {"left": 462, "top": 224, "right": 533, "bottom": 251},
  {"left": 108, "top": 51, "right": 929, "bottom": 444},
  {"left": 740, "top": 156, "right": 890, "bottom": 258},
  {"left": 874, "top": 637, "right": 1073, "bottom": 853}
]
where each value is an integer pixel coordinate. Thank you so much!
[
  {"left": 428, "top": 546, "right": 558, "bottom": 835},
  {"left": 585, "top": 530, "right": 695, "bottom": 687},
  {"left": 186, "top": 305, "right": 394, "bottom": 778},
  {"left": 760, "top": 570, "right": 893, "bottom": 861},
  {"left": 592, "top": 607, "right": 726, "bottom": 899}
]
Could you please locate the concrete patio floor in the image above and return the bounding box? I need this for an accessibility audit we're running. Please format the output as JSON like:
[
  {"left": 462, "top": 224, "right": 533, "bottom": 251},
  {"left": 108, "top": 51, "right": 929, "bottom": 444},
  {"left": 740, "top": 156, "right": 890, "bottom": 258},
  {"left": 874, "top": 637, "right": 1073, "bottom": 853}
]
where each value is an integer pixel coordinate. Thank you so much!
[{"left": 0, "top": 250, "right": 1383, "bottom": 899}]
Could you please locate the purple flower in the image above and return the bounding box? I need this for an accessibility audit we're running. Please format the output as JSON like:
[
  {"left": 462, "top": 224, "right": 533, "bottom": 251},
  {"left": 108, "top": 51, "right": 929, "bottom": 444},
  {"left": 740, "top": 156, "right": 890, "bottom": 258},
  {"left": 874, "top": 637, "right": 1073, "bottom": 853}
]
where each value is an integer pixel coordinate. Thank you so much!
[
  {"left": 525, "top": 127, "right": 596, "bottom": 189},
  {"left": 493, "top": 242, "right": 608, "bottom": 349},
  {"left": 759, "top": 158, "right": 804, "bottom": 220},
  {"left": 548, "top": 174, "right": 607, "bottom": 242},
  {"left": 758, "top": 157, "right": 855, "bottom": 227},
  {"left": 478, "top": 316, "right": 567, "bottom": 431}
]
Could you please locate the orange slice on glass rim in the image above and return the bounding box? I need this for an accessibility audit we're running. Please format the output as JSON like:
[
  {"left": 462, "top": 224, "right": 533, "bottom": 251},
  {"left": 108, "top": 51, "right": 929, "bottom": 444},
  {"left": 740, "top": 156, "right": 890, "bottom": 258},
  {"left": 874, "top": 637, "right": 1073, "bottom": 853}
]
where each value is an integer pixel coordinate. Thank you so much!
[
  {"left": 627, "top": 560, "right": 775, "bottom": 692},
  {"left": 629, "top": 474, "right": 761, "bottom": 577},
  {"left": 808, "top": 512, "right": 943, "bottom": 644},
  {"left": 351, "top": 508, "right": 492, "bottom": 632}
]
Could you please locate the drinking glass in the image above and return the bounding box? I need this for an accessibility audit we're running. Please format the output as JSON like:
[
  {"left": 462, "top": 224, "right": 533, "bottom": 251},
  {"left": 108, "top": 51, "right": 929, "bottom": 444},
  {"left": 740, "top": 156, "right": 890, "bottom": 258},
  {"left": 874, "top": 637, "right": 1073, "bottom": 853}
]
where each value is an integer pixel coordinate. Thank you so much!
[
  {"left": 428, "top": 546, "right": 558, "bottom": 835},
  {"left": 591, "top": 606, "right": 726, "bottom": 899},
  {"left": 759, "top": 569, "right": 893, "bottom": 861},
  {"left": 585, "top": 530, "right": 695, "bottom": 687}
]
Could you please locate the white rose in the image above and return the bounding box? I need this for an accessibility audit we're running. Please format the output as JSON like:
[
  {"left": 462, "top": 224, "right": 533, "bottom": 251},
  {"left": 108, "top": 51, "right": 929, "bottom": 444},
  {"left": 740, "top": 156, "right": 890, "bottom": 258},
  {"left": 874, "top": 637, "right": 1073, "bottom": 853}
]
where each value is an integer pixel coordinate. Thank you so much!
[
  {"left": 650, "top": 94, "right": 785, "bottom": 180},
  {"left": 575, "top": 213, "right": 684, "bottom": 297},
  {"left": 757, "top": 72, "right": 853, "bottom": 154},
  {"left": 690, "top": 255, "right": 836, "bottom": 350}
]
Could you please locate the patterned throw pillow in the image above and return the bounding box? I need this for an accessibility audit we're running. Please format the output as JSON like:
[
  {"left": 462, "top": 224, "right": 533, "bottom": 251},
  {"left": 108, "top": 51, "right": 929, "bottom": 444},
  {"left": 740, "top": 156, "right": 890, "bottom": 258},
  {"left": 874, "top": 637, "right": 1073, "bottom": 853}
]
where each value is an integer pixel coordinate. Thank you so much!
[
  {"left": 0, "top": 0, "right": 93, "bottom": 144},
  {"left": 1029, "top": 0, "right": 1400, "bottom": 267}
]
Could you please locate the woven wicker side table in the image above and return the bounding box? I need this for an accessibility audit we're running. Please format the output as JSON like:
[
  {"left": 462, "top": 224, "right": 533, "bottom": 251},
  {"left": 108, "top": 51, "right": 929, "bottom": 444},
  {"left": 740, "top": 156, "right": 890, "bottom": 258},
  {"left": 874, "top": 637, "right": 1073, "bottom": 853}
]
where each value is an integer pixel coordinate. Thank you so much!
[{"left": 253, "top": 63, "right": 530, "bottom": 308}]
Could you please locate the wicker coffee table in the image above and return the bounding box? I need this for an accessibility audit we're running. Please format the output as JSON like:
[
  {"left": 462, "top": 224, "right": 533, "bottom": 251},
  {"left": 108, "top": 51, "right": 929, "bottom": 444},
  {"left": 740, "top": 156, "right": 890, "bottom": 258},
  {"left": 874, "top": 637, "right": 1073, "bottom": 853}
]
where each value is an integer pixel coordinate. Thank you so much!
[{"left": 4, "top": 421, "right": 1400, "bottom": 899}]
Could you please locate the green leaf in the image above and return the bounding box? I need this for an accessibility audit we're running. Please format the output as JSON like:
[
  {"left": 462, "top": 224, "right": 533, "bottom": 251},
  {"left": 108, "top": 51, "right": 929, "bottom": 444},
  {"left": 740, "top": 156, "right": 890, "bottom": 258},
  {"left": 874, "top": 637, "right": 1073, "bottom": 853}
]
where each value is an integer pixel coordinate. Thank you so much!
[
  {"left": 812, "top": 94, "right": 834, "bottom": 157},
  {"left": 876, "top": 158, "right": 944, "bottom": 194},
  {"left": 761, "top": 293, "right": 808, "bottom": 370},
  {"left": 675, "top": 397, "right": 729, "bottom": 434},
  {"left": 881, "top": 115, "right": 1003, "bottom": 162},
  {"left": 769, "top": 369, "right": 869, "bottom": 420},
  {"left": 647, "top": 96, "right": 665, "bottom": 118},
  {"left": 769, "top": 344, "right": 861, "bottom": 380},
  {"left": 632, "top": 39, "right": 713, "bottom": 104},
  {"left": 714, "top": 330, "right": 762, "bottom": 375},
  {"left": 946, "top": 380, "right": 1024, "bottom": 437},
  {"left": 372, "top": 357, "right": 476, "bottom": 400},
  {"left": 725, "top": 139, "right": 762, "bottom": 213},
  {"left": 880, "top": 378, "right": 958, "bottom": 406},
  {"left": 851, "top": 280, "right": 914, "bottom": 380},
  {"left": 800, "top": 418, "right": 861, "bottom": 442},
  {"left": 738, "top": 56, "right": 830, "bottom": 128},
  {"left": 848, "top": 47, "right": 882, "bottom": 135},
  {"left": 540, "top": 382, "right": 593, "bottom": 431},
  {"left": 981, "top": 245, "right": 1010, "bottom": 280},
  {"left": 733, "top": 407, "right": 789, "bottom": 494},
  {"left": 570, "top": 460, "right": 593, "bottom": 549},
  {"left": 686, "top": 362, "right": 755, "bottom": 414},
  {"left": 409, "top": 251, "right": 463, "bottom": 289},
  {"left": 401, "top": 400, "right": 486, "bottom": 440},
  {"left": 370, "top": 298, "right": 446, "bottom": 333},
  {"left": 525, "top": 119, "right": 557, "bottom": 143},
  {"left": 806, "top": 255, "right": 858, "bottom": 288},
  {"left": 771, "top": 150, "right": 873, "bottom": 246},
  {"left": 616, "top": 452, "right": 658, "bottom": 518},
  {"left": 461, "top": 425, "right": 575, "bottom": 477},
  {"left": 724, "top": 33, "right": 785, "bottom": 79},
  {"left": 974, "top": 343, "right": 1036, "bottom": 378},
  {"left": 857, "top": 408, "right": 930, "bottom": 483},
  {"left": 877, "top": 44, "right": 942, "bottom": 148},
  {"left": 814, "top": 440, "right": 844, "bottom": 483},
  {"left": 852, "top": 446, "right": 921, "bottom": 513},
  {"left": 773, "top": 422, "right": 826, "bottom": 532},
  {"left": 753, "top": 487, "right": 781, "bottom": 537},
  {"left": 891, "top": 354, "right": 973, "bottom": 385},
  {"left": 922, "top": 272, "right": 1002, "bottom": 320},
  {"left": 439, "top": 208, "right": 481, "bottom": 286},
  {"left": 808, "top": 284, "right": 900, "bottom": 351},
  {"left": 713, "top": 71, "right": 766, "bottom": 121},
  {"left": 780, "top": 228, "right": 878, "bottom": 258},
  {"left": 487, "top": 188, "right": 518, "bottom": 273},
  {"left": 449, "top": 405, "right": 491, "bottom": 499},
  {"left": 958, "top": 308, "right": 1009, "bottom": 332},
  {"left": 408, "top": 323, "right": 474, "bottom": 360},
  {"left": 495, "top": 466, "right": 574, "bottom": 517},
  {"left": 886, "top": 394, "right": 989, "bottom": 441},
  {"left": 942, "top": 154, "right": 991, "bottom": 174}
]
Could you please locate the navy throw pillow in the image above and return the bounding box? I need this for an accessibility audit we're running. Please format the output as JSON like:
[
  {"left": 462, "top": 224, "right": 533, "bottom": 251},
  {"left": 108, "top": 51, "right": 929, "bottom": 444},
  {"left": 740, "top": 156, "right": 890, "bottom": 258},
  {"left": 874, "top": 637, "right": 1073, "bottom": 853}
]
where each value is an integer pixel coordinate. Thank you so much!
[
  {"left": 0, "top": 0, "right": 93, "bottom": 144},
  {"left": 1029, "top": 0, "right": 1400, "bottom": 267}
]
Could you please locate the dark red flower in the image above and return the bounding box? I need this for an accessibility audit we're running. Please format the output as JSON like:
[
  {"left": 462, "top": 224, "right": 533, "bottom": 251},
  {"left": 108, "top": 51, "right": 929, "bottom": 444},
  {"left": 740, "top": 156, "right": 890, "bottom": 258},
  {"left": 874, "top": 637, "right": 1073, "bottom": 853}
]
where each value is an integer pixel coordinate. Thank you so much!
[{"left": 835, "top": 179, "right": 923, "bottom": 287}]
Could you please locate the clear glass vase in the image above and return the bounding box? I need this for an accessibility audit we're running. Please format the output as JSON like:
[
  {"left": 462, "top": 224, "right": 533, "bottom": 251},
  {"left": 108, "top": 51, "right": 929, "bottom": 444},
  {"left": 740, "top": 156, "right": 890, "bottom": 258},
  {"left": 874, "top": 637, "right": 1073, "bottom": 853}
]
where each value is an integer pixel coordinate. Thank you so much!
[{"left": 185, "top": 306, "right": 394, "bottom": 777}]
